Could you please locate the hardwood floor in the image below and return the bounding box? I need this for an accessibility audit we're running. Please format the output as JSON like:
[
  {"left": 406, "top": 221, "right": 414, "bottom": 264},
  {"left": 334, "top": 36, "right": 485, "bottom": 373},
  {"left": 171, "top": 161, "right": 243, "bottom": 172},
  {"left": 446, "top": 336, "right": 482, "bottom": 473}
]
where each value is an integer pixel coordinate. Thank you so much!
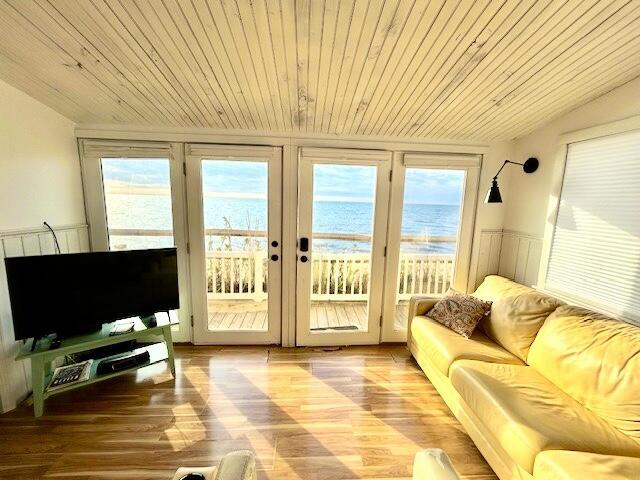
[
  {"left": 208, "top": 301, "right": 411, "bottom": 332},
  {"left": 0, "top": 346, "right": 497, "bottom": 480}
]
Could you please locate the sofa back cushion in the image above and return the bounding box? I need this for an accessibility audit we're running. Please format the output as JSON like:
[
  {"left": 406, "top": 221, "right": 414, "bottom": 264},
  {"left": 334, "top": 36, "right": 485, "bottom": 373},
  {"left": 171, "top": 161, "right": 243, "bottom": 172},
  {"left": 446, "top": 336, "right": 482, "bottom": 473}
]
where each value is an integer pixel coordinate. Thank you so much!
[
  {"left": 472, "top": 275, "right": 562, "bottom": 361},
  {"left": 528, "top": 305, "right": 640, "bottom": 443}
]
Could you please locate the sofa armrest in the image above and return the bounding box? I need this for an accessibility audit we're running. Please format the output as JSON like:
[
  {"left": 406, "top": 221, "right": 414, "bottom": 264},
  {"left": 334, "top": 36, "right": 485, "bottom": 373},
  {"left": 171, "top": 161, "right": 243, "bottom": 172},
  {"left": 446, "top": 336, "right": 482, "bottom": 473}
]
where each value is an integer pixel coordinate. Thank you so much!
[
  {"left": 215, "top": 450, "right": 256, "bottom": 480},
  {"left": 413, "top": 449, "right": 460, "bottom": 480},
  {"left": 407, "top": 296, "right": 439, "bottom": 345}
]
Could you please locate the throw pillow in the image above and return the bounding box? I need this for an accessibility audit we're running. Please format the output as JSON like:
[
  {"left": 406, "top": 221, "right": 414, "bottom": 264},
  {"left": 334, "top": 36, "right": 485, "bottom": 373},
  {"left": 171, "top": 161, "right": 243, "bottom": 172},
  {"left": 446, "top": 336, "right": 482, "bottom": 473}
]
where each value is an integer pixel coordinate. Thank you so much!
[{"left": 428, "top": 289, "right": 492, "bottom": 338}]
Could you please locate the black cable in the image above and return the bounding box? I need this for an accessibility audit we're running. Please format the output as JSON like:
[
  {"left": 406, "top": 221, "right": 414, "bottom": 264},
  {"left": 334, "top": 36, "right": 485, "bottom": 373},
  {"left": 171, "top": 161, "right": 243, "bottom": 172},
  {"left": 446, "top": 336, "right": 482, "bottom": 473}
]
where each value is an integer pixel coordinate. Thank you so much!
[{"left": 43, "top": 221, "right": 61, "bottom": 254}]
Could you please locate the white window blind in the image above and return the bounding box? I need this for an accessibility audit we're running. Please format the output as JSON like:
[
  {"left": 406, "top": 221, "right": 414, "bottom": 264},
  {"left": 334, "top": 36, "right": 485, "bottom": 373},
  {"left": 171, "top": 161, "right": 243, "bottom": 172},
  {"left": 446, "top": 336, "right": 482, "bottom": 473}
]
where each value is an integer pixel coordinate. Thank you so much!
[{"left": 545, "top": 129, "right": 640, "bottom": 324}]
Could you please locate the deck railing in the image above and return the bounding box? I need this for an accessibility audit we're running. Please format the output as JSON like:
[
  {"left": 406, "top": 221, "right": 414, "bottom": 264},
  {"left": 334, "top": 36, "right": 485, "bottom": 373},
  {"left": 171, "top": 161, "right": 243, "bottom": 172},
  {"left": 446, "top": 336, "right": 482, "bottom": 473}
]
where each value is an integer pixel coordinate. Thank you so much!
[
  {"left": 309, "top": 252, "right": 454, "bottom": 300},
  {"left": 203, "top": 250, "right": 454, "bottom": 301},
  {"left": 109, "top": 228, "right": 456, "bottom": 301}
]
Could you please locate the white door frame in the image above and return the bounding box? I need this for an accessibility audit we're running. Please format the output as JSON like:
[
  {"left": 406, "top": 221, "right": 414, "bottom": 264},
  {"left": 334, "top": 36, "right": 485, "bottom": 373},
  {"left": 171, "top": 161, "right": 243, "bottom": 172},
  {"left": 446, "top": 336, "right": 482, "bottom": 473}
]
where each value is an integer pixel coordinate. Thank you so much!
[
  {"left": 78, "top": 140, "right": 192, "bottom": 342},
  {"left": 381, "top": 152, "right": 481, "bottom": 342},
  {"left": 296, "top": 147, "right": 392, "bottom": 346},
  {"left": 185, "top": 144, "right": 282, "bottom": 345}
]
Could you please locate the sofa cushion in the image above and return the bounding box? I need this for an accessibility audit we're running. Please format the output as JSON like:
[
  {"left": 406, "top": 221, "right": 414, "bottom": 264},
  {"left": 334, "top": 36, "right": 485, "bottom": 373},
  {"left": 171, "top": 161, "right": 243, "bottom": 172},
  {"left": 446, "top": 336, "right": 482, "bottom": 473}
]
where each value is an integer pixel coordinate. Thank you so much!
[
  {"left": 449, "top": 360, "right": 640, "bottom": 474},
  {"left": 472, "top": 275, "right": 563, "bottom": 361},
  {"left": 427, "top": 290, "right": 492, "bottom": 338},
  {"left": 410, "top": 316, "right": 523, "bottom": 376},
  {"left": 528, "top": 305, "right": 640, "bottom": 443},
  {"left": 533, "top": 451, "right": 640, "bottom": 480}
]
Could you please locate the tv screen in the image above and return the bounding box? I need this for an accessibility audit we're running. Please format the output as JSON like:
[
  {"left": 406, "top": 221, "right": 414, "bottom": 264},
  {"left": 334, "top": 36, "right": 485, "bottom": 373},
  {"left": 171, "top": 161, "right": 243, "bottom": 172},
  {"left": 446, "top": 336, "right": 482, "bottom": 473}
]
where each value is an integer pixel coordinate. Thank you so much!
[{"left": 5, "top": 248, "right": 179, "bottom": 340}]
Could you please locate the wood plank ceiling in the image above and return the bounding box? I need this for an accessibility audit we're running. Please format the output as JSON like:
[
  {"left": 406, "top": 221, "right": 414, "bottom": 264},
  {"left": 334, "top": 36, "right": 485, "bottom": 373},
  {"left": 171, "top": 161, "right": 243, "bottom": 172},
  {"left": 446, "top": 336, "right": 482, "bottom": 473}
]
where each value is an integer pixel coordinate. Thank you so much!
[{"left": 0, "top": 0, "right": 639, "bottom": 141}]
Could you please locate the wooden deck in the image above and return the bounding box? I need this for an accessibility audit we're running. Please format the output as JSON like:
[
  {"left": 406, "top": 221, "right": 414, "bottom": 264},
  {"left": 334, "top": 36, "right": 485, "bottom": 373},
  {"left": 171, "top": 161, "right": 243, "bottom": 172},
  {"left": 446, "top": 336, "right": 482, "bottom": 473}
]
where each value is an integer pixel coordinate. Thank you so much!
[
  {"left": 208, "top": 300, "right": 269, "bottom": 331},
  {"left": 208, "top": 300, "right": 410, "bottom": 331}
]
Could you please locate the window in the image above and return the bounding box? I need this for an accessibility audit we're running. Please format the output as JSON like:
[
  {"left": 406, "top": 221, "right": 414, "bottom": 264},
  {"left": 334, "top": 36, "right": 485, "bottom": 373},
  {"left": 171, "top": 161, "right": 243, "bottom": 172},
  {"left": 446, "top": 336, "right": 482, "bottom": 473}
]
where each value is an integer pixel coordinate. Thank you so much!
[{"left": 544, "top": 129, "right": 640, "bottom": 323}]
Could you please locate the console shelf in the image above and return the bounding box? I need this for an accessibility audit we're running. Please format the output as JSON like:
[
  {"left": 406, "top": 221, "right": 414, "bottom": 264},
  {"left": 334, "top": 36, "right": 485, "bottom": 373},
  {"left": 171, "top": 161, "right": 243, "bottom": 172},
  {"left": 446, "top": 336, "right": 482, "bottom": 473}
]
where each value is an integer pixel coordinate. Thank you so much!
[
  {"left": 42, "top": 342, "right": 169, "bottom": 399},
  {"left": 16, "top": 312, "right": 177, "bottom": 417}
]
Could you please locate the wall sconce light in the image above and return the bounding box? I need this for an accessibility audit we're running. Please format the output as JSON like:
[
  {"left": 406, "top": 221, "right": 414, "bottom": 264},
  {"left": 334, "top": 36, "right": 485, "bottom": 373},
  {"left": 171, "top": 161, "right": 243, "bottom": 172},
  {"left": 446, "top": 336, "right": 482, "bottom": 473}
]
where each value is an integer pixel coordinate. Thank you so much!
[{"left": 485, "top": 157, "right": 539, "bottom": 203}]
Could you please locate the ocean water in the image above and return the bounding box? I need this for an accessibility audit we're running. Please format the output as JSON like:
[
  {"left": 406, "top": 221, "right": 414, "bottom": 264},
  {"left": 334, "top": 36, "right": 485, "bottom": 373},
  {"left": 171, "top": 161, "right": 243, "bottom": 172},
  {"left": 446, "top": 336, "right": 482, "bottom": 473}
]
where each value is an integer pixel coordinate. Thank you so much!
[{"left": 105, "top": 194, "right": 460, "bottom": 254}]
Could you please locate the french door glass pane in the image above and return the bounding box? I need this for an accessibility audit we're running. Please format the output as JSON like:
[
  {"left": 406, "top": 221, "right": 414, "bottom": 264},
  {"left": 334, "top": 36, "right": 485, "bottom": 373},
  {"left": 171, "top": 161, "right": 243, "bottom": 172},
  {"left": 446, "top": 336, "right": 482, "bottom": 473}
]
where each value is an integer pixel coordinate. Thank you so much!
[
  {"left": 395, "top": 168, "right": 465, "bottom": 330},
  {"left": 201, "top": 160, "right": 269, "bottom": 332},
  {"left": 101, "top": 158, "right": 174, "bottom": 250},
  {"left": 310, "top": 164, "right": 377, "bottom": 333}
]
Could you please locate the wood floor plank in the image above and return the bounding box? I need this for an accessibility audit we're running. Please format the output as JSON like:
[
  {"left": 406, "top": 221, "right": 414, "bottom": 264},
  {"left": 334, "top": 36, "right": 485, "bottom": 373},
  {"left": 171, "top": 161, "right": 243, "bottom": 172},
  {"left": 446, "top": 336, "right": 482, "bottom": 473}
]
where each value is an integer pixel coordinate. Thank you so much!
[
  {"left": 317, "top": 304, "right": 329, "bottom": 329},
  {"left": 0, "top": 346, "right": 496, "bottom": 479},
  {"left": 356, "top": 304, "right": 369, "bottom": 327},
  {"left": 240, "top": 312, "right": 253, "bottom": 329},
  {"left": 310, "top": 304, "right": 319, "bottom": 330},
  {"left": 344, "top": 304, "right": 362, "bottom": 328}
]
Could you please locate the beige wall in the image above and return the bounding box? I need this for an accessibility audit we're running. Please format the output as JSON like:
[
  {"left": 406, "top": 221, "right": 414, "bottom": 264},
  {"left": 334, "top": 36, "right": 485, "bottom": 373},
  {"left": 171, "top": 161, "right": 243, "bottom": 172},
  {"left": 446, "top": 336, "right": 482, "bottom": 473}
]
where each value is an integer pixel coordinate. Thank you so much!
[
  {"left": 505, "top": 77, "right": 640, "bottom": 237},
  {"left": 476, "top": 141, "right": 513, "bottom": 230},
  {"left": 0, "top": 79, "right": 85, "bottom": 231},
  {"left": 467, "top": 140, "right": 514, "bottom": 288},
  {"left": 498, "top": 76, "right": 640, "bottom": 286}
]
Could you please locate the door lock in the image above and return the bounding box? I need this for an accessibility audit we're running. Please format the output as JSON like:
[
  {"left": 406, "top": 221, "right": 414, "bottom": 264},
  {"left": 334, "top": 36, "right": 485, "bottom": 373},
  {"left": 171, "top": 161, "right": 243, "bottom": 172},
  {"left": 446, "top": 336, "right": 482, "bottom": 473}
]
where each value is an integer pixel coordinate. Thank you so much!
[
  {"left": 271, "top": 254, "right": 279, "bottom": 261},
  {"left": 300, "top": 255, "right": 308, "bottom": 263},
  {"left": 299, "top": 237, "right": 309, "bottom": 252}
]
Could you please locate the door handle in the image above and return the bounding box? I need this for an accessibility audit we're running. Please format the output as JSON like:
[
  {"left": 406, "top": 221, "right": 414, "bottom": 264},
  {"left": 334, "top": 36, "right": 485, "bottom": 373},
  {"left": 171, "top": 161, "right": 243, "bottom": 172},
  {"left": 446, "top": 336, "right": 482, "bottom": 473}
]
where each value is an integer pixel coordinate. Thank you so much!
[
  {"left": 299, "top": 237, "right": 309, "bottom": 252},
  {"left": 271, "top": 254, "right": 279, "bottom": 261},
  {"left": 300, "top": 255, "right": 308, "bottom": 263}
]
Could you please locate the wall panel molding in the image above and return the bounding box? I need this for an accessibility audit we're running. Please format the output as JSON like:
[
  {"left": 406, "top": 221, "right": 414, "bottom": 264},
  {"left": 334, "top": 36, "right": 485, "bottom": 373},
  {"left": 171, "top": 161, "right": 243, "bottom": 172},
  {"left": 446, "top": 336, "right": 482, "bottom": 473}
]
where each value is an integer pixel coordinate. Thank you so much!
[
  {"left": 471, "top": 229, "right": 503, "bottom": 289},
  {"left": 472, "top": 229, "right": 543, "bottom": 290},
  {"left": 497, "top": 230, "right": 543, "bottom": 287},
  {"left": 0, "top": 223, "right": 89, "bottom": 412}
]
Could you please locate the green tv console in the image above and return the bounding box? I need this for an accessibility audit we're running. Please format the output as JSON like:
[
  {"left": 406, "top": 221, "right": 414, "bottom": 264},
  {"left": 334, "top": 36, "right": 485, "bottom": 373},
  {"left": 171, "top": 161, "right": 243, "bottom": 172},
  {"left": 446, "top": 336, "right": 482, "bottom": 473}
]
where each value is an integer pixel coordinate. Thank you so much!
[{"left": 16, "top": 313, "right": 177, "bottom": 417}]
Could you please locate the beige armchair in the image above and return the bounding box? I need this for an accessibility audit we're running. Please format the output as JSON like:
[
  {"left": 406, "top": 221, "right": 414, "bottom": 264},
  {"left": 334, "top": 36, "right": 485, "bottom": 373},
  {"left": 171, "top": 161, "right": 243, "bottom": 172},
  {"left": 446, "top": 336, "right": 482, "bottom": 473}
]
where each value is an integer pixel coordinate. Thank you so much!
[{"left": 172, "top": 451, "right": 256, "bottom": 480}]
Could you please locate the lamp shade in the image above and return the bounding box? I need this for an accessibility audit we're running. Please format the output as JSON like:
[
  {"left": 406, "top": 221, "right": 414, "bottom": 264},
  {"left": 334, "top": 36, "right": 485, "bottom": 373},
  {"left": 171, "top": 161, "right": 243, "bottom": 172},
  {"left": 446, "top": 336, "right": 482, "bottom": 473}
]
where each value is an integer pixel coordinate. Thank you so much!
[{"left": 485, "top": 179, "right": 502, "bottom": 203}]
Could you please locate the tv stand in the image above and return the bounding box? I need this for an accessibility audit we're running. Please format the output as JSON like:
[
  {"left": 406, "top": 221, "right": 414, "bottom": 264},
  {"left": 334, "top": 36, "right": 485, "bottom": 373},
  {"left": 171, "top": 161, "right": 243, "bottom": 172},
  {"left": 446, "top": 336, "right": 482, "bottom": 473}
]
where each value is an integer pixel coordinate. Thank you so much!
[
  {"left": 30, "top": 336, "right": 42, "bottom": 352},
  {"left": 16, "top": 312, "right": 178, "bottom": 417}
]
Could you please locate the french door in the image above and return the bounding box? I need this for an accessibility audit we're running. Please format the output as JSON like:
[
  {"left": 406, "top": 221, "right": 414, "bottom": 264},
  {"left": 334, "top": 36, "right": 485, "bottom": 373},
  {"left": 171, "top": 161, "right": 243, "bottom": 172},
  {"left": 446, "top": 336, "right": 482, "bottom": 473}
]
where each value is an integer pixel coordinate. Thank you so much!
[
  {"left": 295, "top": 149, "right": 480, "bottom": 346},
  {"left": 296, "top": 148, "right": 392, "bottom": 346},
  {"left": 185, "top": 144, "right": 282, "bottom": 345},
  {"left": 79, "top": 141, "right": 191, "bottom": 342},
  {"left": 381, "top": 153, "right": 480, "bottom": 342},
  {"left": 81, "top": 140, "right": 480, "bottom": 346}
]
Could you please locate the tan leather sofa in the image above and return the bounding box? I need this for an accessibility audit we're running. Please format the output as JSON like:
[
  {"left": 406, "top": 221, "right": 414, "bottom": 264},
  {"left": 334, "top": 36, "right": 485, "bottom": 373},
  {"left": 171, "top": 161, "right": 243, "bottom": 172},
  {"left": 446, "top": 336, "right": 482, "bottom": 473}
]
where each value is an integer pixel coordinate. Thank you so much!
[{"left": 408, "top": 275, "right": 640, "bottom": 480}]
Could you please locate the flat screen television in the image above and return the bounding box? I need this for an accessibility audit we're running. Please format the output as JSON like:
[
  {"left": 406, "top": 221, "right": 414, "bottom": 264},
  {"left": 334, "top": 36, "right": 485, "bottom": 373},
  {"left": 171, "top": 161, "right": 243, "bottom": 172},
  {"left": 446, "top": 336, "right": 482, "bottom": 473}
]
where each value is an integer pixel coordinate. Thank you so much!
[{"left": 5, "top": 248, "right": 179, "bottom": 340}]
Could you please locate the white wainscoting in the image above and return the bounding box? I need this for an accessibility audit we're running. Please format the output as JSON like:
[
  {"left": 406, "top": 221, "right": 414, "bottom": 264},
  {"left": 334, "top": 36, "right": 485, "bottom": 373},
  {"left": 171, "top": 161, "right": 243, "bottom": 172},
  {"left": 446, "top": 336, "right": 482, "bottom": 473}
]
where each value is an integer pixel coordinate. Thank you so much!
[
  {"left": 472, "top": 229, "right": 503, "bottom": 289},
  {"left": 497, "top": 230, "right": 543, "bottom": 287},
  {"left": 471, "top": 229, "right": 543, "bottom": 290},
  {"left": 0, "top": 223, "right": 89, "bottom": 413}
]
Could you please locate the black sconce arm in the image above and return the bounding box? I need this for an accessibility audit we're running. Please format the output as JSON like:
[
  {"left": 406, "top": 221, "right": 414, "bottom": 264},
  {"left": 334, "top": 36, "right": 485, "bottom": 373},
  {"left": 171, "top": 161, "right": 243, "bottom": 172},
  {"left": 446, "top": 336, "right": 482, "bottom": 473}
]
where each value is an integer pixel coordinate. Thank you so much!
[
  {"left": 493, "top": 158, "right": 539, "bottom": 179},
  {"left": 485, "top": 157, "right": 539, "bottom": 204}
]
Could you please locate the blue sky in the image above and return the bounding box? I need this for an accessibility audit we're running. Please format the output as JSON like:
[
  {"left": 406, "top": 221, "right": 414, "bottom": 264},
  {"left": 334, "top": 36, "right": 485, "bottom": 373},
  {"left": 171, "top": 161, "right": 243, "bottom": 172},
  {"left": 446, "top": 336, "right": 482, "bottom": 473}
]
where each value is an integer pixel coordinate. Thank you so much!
[
  {"left": 403, "top": 168, "right": 464, "bottom": 205},
  {"left": 102, "top": 159, "right": 463, "bottom": 205}
]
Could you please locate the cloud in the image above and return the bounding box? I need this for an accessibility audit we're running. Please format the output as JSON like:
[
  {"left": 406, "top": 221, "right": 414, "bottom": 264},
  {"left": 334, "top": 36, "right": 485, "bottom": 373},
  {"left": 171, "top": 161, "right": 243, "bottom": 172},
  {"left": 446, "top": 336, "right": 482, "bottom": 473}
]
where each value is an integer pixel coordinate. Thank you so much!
[{"left": 102, "top": 160, "right": 464, "bottom": 206}]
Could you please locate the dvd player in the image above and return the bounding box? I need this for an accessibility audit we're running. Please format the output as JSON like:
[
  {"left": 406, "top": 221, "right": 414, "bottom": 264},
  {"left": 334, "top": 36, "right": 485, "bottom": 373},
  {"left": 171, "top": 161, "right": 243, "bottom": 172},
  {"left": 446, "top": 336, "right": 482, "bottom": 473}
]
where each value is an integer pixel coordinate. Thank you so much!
[{"left": 96, "top": 350, "right": 150, "bottom": 375}]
